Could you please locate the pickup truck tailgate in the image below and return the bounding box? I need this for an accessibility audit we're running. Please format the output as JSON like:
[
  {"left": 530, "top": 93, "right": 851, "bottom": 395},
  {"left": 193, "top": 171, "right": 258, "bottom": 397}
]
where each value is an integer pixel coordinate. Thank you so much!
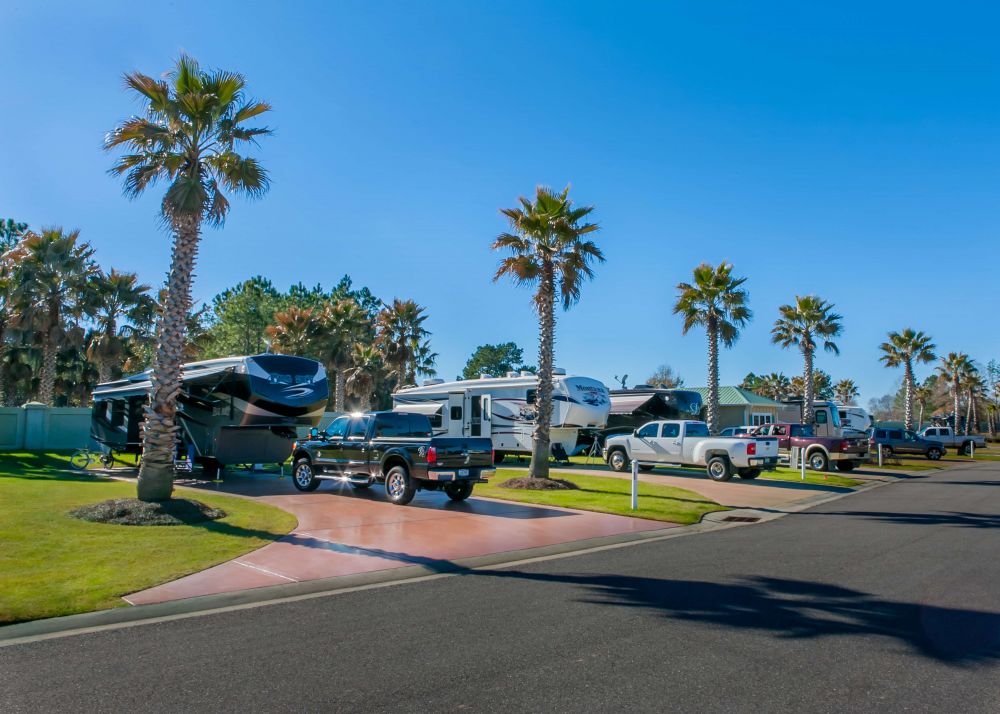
[
  {"left": 749, "top": 437, "right": 779, "bottom": 459},
  {"left": 429, "top": 437, "right": 494, "bottom": 468}
]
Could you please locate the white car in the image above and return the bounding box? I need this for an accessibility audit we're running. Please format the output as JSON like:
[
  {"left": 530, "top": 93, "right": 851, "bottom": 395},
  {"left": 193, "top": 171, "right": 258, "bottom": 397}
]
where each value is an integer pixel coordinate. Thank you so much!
[{"left": 603, "top": 420, "right": 780, "bottom": 482}]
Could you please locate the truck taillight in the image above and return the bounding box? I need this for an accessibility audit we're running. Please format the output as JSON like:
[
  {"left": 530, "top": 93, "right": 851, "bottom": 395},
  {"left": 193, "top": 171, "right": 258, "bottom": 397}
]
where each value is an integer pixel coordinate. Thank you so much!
[
  {"left": 427, "top": 446, "right": 437, "bottom": 465},
  {"left": 839, "top": 440, "right": 849, "bottom": 451},
  {"left": 491, "top": 449, "right": 495, "bottom": 464},
  {"left": 747, "top": 442, "right": 757, "bottom": 456}
]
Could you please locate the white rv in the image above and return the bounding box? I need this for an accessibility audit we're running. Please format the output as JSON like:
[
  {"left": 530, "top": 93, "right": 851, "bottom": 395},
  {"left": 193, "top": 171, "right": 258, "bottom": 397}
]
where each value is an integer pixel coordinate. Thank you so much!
[
  {"left": 837, "top": 405, "right": 873, "bottom": 434},
  {"left": 392, "top": 370, "right": 610, "bottom": 459}
]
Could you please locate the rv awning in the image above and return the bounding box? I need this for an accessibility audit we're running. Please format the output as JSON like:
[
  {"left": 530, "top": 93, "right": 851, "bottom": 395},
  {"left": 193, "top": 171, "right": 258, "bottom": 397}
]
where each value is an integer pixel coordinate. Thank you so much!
[
  {"left": 393, "top": 403, "right": 443, "bottom": 416},
  {"left": 609, "top": 394, "right": 660, "bottom": 415}
]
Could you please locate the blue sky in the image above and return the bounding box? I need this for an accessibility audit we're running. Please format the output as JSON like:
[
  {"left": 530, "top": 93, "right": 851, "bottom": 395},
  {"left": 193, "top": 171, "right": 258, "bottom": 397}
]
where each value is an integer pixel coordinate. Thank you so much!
[{"left": 3, "top": 1, "right": 997, "bottom": 405}]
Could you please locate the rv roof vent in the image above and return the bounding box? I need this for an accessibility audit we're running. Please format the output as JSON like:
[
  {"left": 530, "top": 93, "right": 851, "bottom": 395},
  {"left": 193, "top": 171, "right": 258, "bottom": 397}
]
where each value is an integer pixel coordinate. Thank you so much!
[
  {"left": 422, "top": 378, "right": 445, "bottom": 387},
  {"left": 520, "top": 370, "right": 535, "bottom": 377},
  {"left": 552, "top": 367, "right": 567, "bottom": 376},
  {"left": 506, "top": 371, "right": 519, "bottom": 378},
  {"left": 479, "top": 374, "right": 493, "bottom": 379}
]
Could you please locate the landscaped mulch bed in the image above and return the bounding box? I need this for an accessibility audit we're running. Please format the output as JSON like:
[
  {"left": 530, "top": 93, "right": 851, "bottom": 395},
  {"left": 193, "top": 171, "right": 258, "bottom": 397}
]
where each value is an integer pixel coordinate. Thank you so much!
[
  {"left": 69, "top": 498, "right": 226, "bottom": 526},
  {"left": 498, "top": 477, "right": 579, "bottom": 491}
]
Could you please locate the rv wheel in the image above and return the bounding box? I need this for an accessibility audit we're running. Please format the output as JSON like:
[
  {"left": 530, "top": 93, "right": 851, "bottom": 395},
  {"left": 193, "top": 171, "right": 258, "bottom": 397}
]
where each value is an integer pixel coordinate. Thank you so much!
[{"left": 292, "top": 458, "right": 321, "bottom": 492}]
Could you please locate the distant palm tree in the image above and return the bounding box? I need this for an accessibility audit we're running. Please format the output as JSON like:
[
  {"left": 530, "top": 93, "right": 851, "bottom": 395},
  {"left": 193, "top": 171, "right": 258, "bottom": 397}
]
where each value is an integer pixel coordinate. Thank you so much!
[
  {"left": 674, "top": 262, "right": 751, "bottom": 434},
  {"left": 0, "top": 218, "right": 28, "bottom": 252},
  {"left": 345, "top": 344, "right": 383, "bottom": 411},
  {"left": 106, "top": 55, "right": 272, "bottom": 501},
  {"left": 771, "top": 296, "right": 842, "bottom": 425},
  {"left": 414, "top": 340, "right": 438, "bottom": 380},
  {"left": 834, "top": 379, "right": 860, "bottom": 406},
  {"left": 7, "top": 229, "right": 97, "bottom": 404},
  {"left": 376, "top": 299, "right": 429, "bottom": 390},
  {"left": 87, "top": 269, "right": 156, "bottom": 384},
  {"left": 964, "top": 365, "right": 984, "bottom": 435},
  {"left": 324, "top": 299, "right": 374, "bottom": 411},
  {"left": 878, "top": 328, "right": 936, "bottom": 431},
  {"left": 267, "top": 306, "right": 319, "bottom": 357},
  {"left": 759, "top": 372, "right": 791, "bottom": 401},
  {"left": 493, "top": 185, "right": 603, "bottom": 479},
  {"left": 938, "top": 352, "right": 973, "bottom": 434},
  {"left": 913, "top": 381, "right": 936, "bottom": 430}
]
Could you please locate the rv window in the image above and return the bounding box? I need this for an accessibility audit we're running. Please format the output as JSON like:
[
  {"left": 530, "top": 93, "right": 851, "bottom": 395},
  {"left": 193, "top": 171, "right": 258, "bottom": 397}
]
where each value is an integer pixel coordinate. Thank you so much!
[
  {"left": 450, "top": 406, "right": 462, "bottom": 421},
  {"left": 374, "top": 412, "right": 411, "bottom": 438},
  {"left": 526, "top": 389, "right": 537, "bottom": 405},
  {"left": 325, "top": 416, "right": 350, "bottom": 438},
  {"left": 347, "top": 416, "right": 371, "bottom": 440},
  {"left": 407, "top": 414, "right": 433, "bottom": 438},
  {"left": 815, "top": 411, "right": 828, "bottom": 424},
  {"left": 428, "top": 412, "right": 442, "bottom": 429}
]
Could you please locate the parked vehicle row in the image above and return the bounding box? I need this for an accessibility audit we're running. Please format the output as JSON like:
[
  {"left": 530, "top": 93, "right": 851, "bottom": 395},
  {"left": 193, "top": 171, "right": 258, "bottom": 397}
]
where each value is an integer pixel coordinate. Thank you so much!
[
  {"left": 868, "top": 428, "right": 943, "bottom": 460},
  {"left": 740, "top": 422, "right": 869, "bottom": 472}
]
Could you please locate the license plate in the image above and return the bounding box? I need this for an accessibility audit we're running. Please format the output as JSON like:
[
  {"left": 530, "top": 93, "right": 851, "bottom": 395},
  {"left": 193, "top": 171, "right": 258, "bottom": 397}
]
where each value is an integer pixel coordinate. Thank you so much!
[{"left": 458, "top": 468, "right": 469, "bottom": 477}]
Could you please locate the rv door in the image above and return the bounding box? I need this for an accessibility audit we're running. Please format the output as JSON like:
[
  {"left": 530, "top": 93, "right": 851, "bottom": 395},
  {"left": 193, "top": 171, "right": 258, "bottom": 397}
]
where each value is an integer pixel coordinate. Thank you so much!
[
  {"left": 481, "top": 394, "right": 492, "bottom": 440},
  {"left": 447, "top": 392, "right": 464, "bottom": 437}
]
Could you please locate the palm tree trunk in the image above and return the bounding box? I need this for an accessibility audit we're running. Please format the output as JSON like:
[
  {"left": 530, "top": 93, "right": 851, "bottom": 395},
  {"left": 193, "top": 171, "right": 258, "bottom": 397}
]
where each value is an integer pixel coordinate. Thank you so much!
[
  {"left": 334, "top": 369, "right": 346, "bottom": 412},
  {"left": 965, "top": 390, "right": 973, "bottom": 435},
  {"left": 98, "top": 361, "right": 112, "bottom": 385},
  {"left": 137, "top": 215, "right": 201, "bottom": 502},
  {"left": 529, "top": 261, "right": 555, "bottom": 479},
  {"left": 706, "top": 317, "right": 719, "bottom": 434},
  {"left": 903, "top": 362, "right": 914, "bottom": 431},
  {"left": 953, "top": 380, "right": 961, "bottom": 435},
  {"left": 971, "top": 393, "right": 979, "bottom": 433},
  {"left": 917, "top": 402, "right": 925, "bottom": 431},
  {"left": 38, "top": 335, "right": 57, "bottom": 405},
  {"left": 0, "top": 337, "right": 8, "bottom": 407},
  {"left": 802, "top": 346, "right": 815, "bottom": 425}
]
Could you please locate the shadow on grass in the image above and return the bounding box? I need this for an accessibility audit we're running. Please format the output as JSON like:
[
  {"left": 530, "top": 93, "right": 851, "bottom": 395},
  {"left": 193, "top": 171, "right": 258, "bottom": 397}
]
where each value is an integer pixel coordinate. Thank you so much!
[{"left": 0, "top": 452, "right": 115, "bottom": 482}]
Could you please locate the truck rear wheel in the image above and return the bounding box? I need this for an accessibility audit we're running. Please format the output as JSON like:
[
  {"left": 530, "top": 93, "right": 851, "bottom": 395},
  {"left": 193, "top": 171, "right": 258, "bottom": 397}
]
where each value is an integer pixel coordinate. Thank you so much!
[
  {"left": 608, "top": 448, "right": 629, "bottom": 472},
  {"left": 445, "top": 481, "right": 474, "bottom": 502},
  {"left": 707, "top": 457, "right": 732, "bottom": 482},
  {"left": 738, "top": 468, "right": 761, "bottom": 479},
  {"left": 808, "top": 450, "right": 829, "bottom": 472},
  {"left": 292, "top": 458, "right": 320, "bottom": 492},
  {"left": 385, "top": 465, "right": 416, "bottom": 505},
  {"left": 835, "top": 461, "right": 856, "bottom": 472}
]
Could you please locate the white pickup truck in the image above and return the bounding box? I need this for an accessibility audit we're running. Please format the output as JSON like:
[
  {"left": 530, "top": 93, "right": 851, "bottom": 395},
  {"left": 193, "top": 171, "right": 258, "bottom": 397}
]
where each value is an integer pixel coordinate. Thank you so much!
[
  {"left": 603, "top": 420, "right": 780, "bottom": 481},
  {"left": 918, "top": 426, "right": 987, "bottom": 455}
]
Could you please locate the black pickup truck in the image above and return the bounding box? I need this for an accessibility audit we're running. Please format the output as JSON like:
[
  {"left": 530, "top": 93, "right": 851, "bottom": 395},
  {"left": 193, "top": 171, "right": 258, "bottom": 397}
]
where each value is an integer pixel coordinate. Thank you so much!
[{"left": 290, "top": 411, "right": 495, "bottom": 505}]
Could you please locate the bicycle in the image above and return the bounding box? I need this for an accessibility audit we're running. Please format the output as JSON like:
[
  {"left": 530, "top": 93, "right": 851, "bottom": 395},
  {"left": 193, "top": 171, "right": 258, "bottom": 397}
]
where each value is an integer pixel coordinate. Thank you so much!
[{"left": 69, "top": 447, "right": 115, "bottom": 471}]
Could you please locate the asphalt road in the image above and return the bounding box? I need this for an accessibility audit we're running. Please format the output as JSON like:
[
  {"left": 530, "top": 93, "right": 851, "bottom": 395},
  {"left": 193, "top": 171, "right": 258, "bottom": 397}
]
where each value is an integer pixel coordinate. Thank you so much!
[{"left": 4, "top": 461, "right": 1000, "bottom": 713}]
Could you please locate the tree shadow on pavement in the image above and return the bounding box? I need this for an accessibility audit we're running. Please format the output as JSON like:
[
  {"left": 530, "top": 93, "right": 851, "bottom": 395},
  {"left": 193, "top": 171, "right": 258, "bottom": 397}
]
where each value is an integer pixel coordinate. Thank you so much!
[
  {"left": 798, "top": 510, "right": 1000, "bottom": 529},
  {"left": 479, "top": 571, "right": 1000, "bottom": 665}
]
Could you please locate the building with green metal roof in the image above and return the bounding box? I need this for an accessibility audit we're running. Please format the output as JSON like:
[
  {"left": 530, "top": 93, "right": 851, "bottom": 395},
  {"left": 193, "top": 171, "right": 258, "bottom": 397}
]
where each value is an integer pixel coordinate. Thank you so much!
[{"left": 689, "top": 386, "right": 793, "bottom": 429}]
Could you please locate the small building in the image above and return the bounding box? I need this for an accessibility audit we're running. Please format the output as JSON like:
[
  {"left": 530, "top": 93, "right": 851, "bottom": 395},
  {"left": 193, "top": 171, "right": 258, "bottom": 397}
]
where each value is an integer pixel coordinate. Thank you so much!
[{"left": 690, "top": 386, "right": 787, "bottom": 429}]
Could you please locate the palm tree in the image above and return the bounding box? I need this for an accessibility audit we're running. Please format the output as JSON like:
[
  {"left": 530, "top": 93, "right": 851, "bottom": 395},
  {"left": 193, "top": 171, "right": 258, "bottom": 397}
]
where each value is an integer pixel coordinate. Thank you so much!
[
  {"left": 964, "top": 365, "right": 984, "bottom": 435},
  {"left": 376, "top": 299, "right": 430, "bottom": 390},
  {"left": 759, "top": 372, "right": 791, "bottom": 401},
  {"left": 106, "top": 55, "right": 272, "bottom": 501},
  {"left": 913, "top": 380, "right": 936, "bottom": 430},
  {"left": 414, "top": 340, "right": 438, "bottom": 379},
  {"left": 87, "top": 269, "right": 156, "bottom": 384},
  {"left": 267, "top": 306, "right": 319, "bottom": 357},
  {"left": 323, "top": 299, "right": 373, "bottom": 411},
  {"left": 937, "top": 352, "right": 973, "bottom": 434},
  {"left": 674, "top": 262, "right": 751, "bottom": 434},
  {"left": 345, "top": 344, "right": 383, "bottom": 411},
  {"left": 878, "top": 328, "right": 936, "bottom": 431},
  {"left": 771, "top": 296, "right": 842, "bottom": 425},
  {"left": 7, "top": 229, "right": 97, "bottom": 404},
  {"left": 834, "top": 379, "right": 860, "bottom": 405},
  {"left": 493, "top": 185, "right": 603, "bottom": 479}
]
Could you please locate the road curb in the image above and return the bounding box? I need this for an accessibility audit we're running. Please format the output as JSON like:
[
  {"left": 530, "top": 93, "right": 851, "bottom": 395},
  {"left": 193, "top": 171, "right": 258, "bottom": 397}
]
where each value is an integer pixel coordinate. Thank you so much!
[{"left": 0, "top": 471, "right": 905, "bottom": 647}]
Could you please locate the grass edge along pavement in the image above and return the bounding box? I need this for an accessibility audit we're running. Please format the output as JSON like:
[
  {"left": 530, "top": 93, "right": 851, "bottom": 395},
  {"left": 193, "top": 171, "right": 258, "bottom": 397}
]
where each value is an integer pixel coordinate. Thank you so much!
[
  {"left": 0, "top": 452, "right": 297, "bottom": 625},
  {"left": 478, "top": 468, "right": 728, "bottom": 524}
]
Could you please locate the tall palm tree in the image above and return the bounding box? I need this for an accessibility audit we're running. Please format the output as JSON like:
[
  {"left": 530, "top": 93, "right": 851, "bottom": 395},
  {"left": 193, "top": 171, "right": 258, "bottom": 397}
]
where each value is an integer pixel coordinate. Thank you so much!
[
  {"left": 376, "top": 299, "right": 430, "bottom": 390},
  {"left": 878, "top": 328, "right": 936, "bottom": 431},
  {"left": 7, "top": 229, "right": 97, "bottom": 404},
  {"left": 834, "top": 379, "right": 860, "bottom": 405},
  {"left": 964, "top": 365, "right": 984, "bottom": 435},
  {"left": 323, "top": 299, "right": 373, "bottom": 411},
  {"left": 345, "top": 344, "right": 383, "bottom": 411},
  {"left": 937, "top": 352, "right": 973, "bottom": 434},
  {"left": 87, "top": 269, "right": 156, "bottom": 384},
  {"left": 771, "top": 295, "right": 842, "bottom": 425},
  {"left": 267, "top": 306, "right": 319, "bottom": 357},
  {"left": 674, "top": 262, "right": 751, "bottom": 434},
  {"left": 106, "top": 55, "right": 271, "bottom": 501},
  {"left": 493, "top": 185, "right": 603, "bottom": 479},
  {"left": 759, "top": 372, "right": 791, "bottom": 401}
]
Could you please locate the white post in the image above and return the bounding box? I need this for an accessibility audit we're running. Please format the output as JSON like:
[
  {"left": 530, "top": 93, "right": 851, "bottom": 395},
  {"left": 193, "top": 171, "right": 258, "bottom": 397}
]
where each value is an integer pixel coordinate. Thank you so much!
[
  {"left": 971, "top": 442, "right": 975, "bottom": 459},
  {"left": 800, "top": 448, "right": 806, "bottom": 481},
  {"left": 878, "top": 443, "right": 883, "bottom": 467},
  {"left": 631, "top": 458, "right": 639, "bottom": 510}
]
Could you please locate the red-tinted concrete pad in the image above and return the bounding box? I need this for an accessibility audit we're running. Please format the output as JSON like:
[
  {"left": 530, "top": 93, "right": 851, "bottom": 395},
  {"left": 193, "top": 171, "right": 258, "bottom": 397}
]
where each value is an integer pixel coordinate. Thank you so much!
[{"left": 126, "top": 476, "right": 672, "bottom": 605}]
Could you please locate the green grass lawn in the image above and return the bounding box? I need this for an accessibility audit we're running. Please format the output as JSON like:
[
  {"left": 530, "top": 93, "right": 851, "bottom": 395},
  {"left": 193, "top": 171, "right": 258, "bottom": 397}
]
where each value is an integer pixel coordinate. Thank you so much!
[
  {"left": 755, "top": 466, "right": 862, "bottom": 488},
  {"left": 0, "top": 452, "right": 296, "bottom": 625},
  {"left": 476, "top": 469, "right": 727, "bottom": 525}
]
